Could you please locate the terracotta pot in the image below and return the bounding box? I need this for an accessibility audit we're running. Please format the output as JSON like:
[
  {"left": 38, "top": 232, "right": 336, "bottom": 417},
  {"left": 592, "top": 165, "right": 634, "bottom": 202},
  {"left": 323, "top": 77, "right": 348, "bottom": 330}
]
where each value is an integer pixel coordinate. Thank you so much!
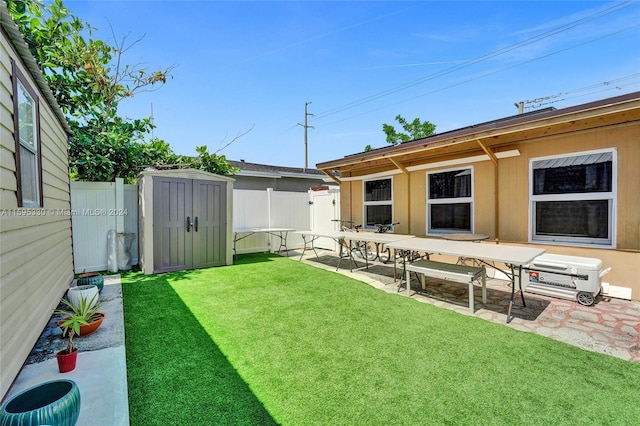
[
  {"left": 56, "top": 348, "right": 78, "bottom": 373},
  {"left": 58, "top": 313, "right": 105, "bottom": 337}
]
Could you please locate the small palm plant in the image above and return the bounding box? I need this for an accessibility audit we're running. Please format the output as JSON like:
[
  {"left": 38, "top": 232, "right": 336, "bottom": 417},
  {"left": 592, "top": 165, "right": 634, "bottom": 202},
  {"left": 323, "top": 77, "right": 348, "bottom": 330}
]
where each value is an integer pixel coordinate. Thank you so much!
[{"left": 55, "top": 292, "right": 103, "bottom": 354}]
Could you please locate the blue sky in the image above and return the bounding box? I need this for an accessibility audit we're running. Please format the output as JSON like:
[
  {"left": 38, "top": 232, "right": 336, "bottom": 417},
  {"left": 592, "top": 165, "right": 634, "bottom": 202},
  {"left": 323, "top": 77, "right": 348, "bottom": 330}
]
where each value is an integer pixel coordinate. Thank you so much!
[{"left": 65, "top": 0, "right": 640, "bottom": 168}]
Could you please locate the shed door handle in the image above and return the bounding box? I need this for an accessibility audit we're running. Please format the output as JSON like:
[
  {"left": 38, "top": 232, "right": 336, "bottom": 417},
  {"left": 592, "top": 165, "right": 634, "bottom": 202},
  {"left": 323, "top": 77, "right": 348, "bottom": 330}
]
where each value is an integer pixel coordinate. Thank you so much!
[
  {"left": 194, "top": 217, "right": 198, "bottom": 232},
  {"left": 186, "top": 216, "right": 192, "bottom": 232}
]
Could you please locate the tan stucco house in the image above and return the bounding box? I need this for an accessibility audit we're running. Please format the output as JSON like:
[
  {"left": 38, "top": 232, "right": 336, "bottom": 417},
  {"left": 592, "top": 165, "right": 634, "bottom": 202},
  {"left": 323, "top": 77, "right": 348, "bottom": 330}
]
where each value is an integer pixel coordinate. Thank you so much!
[
  {"left": 1, "top": 6, "right": 74, "bottom": 398},
  {"left": 317, "top": 91, "right": 640, "bottom": 301}
]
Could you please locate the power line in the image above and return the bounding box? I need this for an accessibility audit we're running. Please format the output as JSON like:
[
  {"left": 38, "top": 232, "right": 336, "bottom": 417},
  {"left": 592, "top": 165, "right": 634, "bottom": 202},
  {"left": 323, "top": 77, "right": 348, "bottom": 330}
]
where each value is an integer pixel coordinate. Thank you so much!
[
  {"left": 310, "top": 0, "right": 633, "bottom": 123},
  {"left": 523, "top": 77, "right": 640, "bottom": 111},
  {"left": 523, "top": 73, "right": 640, "bottom": 107},
  {"left": 315, "top": 22, "right": 640, "bottom": 128}
]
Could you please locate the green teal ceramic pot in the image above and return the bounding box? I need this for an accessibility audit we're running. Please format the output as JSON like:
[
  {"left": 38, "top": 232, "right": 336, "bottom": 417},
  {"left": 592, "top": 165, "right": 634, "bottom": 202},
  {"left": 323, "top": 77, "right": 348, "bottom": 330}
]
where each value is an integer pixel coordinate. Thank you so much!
[
  {"left": 0, "top": 379, "right": 80, "bottom": 426},
  {"left": 76, "top": 272, "right": 104, "bottom": 292}
]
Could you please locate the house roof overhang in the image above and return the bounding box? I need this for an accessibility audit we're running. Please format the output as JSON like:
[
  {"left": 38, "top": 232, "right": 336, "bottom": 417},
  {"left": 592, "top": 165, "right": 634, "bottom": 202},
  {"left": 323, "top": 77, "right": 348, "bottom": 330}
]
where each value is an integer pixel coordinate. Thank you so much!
[
  {"left": 316, "top": 91, "right": 640, "bottom": 178},
  {"left": 1, "top": 5, "right": 72, "bottom": 135}
]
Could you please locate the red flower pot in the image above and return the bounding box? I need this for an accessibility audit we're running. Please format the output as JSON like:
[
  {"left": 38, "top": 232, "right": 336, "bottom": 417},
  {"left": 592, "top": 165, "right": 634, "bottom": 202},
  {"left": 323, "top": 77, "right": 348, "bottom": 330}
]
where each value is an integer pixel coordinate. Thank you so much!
[{"left": 56, "top": 349, "right": 78, "bottom": 373}]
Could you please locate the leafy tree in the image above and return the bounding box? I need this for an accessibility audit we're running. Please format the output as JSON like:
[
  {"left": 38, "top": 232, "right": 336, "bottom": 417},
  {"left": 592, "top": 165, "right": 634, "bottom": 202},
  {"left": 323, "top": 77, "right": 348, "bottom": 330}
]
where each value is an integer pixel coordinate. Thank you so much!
[
  {"left": 189, "top": 146, "right": 238, "bottom": 176},
  {"left": 6, "top": 0, "right": 239, "bottom": 181},
  {"left": 382, "top": 115, "right": 436, "bottom": 145}
]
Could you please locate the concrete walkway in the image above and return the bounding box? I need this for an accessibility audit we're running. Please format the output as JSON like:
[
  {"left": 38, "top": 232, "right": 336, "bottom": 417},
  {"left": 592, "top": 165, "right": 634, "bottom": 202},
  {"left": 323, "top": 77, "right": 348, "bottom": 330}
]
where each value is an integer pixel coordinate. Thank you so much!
[
  {"left": 291, "top": 249, "right": 640, "bottom": 363},
  {"left": 4, "top": 275, "right": 129, "bottom": 426}
]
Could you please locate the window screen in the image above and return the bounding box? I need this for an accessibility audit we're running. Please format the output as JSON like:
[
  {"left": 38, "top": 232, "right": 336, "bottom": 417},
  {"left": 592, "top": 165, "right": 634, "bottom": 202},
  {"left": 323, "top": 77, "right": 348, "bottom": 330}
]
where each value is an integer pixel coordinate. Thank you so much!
[{"left": 530, "top": 150, "right": 614, "bottom": 246}]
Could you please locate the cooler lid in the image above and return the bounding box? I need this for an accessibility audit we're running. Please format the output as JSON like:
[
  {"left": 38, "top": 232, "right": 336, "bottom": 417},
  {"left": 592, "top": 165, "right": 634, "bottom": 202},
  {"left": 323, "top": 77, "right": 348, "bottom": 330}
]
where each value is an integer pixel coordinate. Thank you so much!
[{"left": 528, "top": 253, "right": 603, "bottom": 271}]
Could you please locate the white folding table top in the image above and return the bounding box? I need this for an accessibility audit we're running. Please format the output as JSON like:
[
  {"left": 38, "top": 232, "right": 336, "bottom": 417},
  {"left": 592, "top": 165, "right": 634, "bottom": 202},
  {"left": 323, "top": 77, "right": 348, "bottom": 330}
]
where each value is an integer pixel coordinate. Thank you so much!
[
  {"left": 339, "top": 232, "right": 415, "bottom": 244},
  {"left": 386, "top": 237, "right": 545, "bottom": 266},
  {"left": 295, "top": 230, "right": 414, "bottom": 244},
  {"left": 294, "top": 230, "right": 347, "bottom": 239},
  {"left": 234, "top": 227, "right": 296, "bottom": 233}
]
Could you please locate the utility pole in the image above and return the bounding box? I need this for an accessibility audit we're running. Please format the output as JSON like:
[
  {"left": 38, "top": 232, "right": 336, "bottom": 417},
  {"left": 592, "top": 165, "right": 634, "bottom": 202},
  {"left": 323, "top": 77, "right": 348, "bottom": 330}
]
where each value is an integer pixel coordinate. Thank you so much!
[
  {"left": 298, "top": 101, "right": 314, "bottom": 171},
  {"left": 514, "top": 101, "right": 524, "bottom": 114}
]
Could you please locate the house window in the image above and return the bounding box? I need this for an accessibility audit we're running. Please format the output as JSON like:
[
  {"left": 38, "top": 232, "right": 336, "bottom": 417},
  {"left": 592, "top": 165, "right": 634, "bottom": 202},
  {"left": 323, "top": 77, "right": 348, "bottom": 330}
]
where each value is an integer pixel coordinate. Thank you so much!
[
  {"left": 363, "top": 178, "right": 392, "bottom": 229},
  {"left": 12, "top": 60, "right": 42, "bottom": 208},
  {"left": 427, "top": 167, "right": 473, "bottom": 234},
  {"left": 530, "top": 149, "right": 615, "bottom": 246}
]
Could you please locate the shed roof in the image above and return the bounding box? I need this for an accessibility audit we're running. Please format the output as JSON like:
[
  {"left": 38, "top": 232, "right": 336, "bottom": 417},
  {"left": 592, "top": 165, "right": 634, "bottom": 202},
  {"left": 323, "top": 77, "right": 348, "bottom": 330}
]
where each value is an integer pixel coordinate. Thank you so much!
[
  {"left": 138, "top": 168, "right": 235, "bottom": 183},
  {"left": 229, "top": 160, "right": 327, "bottom": 179},
  {"left": 1, "top": 5, "right": 71, "bottom": 135},
  {"left": 317, "top": 91, "right": 640, "bottom": 176}
]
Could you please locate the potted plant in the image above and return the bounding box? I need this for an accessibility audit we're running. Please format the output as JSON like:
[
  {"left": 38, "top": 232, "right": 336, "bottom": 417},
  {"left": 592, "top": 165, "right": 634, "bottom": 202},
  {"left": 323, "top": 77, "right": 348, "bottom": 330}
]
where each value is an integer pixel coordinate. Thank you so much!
[
  {"left": 55, "top": 293, "right": 104, "bottom": 373},
  {"left": 66, "top": 284, "right": 100, "bottom": 310},
  {"left": 76, "top": 270, "right": 104, "bottom": 292},
  {"left": 57, "top": 292, "right": 105, "bottom": 337}
]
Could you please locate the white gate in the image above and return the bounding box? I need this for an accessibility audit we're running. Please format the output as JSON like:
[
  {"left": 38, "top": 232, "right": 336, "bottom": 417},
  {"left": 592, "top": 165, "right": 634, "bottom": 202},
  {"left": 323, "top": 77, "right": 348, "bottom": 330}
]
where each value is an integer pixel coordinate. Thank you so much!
[{"left": 309, "top": 187, "right": 340, "bottom": 250}]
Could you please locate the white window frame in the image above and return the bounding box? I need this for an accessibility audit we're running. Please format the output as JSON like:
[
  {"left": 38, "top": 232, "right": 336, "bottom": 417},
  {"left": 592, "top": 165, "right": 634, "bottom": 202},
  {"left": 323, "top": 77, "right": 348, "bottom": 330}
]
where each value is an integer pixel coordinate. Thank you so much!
[
  {"left": 528, "top": 148, "right": 617, "bottom": 248},
  {"left": 12, "top": 59, "right": 42, "bottom": 208},
  {"left": 362, "top": 176, "right": 393, "bottom": 231},
  {"left": 426, "top": 166, "right": 474, "bottom": 235}
]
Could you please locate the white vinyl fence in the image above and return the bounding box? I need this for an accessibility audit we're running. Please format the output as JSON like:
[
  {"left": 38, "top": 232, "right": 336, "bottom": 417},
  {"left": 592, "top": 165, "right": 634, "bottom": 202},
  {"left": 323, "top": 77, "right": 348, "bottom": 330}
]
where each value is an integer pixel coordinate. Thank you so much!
[
  {"left": 70, "top": 179, "right": 138, "bottom": 273},
  {"left": 71, "top": 183, "right": 336, "bottom": 272},
  {"left": 232, "top": 188, "right": 310, "bottom": 255}
]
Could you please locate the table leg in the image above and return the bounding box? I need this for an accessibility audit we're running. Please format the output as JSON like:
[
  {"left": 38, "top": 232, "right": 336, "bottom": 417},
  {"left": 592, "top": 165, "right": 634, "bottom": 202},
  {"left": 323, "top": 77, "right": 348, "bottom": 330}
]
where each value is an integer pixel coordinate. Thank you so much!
[
  {"left": 336, "top": 238, "right": 359, "bottom": 271},
  {"left": 233, "top": 233, "right": 238, "bottom": 260},
  {"left": 506, "top": 264, "right": 526, "bottom": 323},
  {"left": 335, "top": 238, "right": 344, "bottom": 271},
  {"left": 278, "top": 231, "right": 289, "bottom": 256},
  {"left": 233, "top": 232, "right": 255, "bottom": 260},
  {"left": 517, "top": 265, "right": 526, "bottom": 307},
  {"left": 298, "top": 235, "right": 319, "bottom": 261}
]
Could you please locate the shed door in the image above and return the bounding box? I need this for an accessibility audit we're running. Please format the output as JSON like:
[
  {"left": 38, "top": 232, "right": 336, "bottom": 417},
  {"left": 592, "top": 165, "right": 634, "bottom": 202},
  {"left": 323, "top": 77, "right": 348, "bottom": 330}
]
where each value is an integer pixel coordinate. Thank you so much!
[
  {"left": 153, "top": 178, "right": 193, "bottom": 273},
  {"left": 153, "top": 177, "right": 227, "bottom": 273},
  {"left": 192, "top": 179, "right": 227, "bottom": 269}
]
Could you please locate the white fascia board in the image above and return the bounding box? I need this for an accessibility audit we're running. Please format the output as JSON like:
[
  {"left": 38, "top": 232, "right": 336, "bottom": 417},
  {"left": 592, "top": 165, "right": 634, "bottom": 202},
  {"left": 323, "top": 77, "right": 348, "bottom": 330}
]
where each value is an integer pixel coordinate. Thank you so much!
[
  {"left": 279, "top": 172, "right": 327, "bottom": 180},
  {"left": 235, "top": 170, "right": 327, "bottom": 180},
  {"left": 235, "top": 171, "right": 282, "bottom": 179},
  {"left": 340, "top": 149, "right": 520, "bottom": 182}
]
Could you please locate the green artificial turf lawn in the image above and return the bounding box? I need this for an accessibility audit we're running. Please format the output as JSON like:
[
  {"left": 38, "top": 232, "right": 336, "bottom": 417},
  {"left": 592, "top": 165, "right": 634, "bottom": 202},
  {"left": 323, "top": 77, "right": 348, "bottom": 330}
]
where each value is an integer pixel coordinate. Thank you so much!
[{"left": 123, "top": 254, "right": 640, "bottom": 425}]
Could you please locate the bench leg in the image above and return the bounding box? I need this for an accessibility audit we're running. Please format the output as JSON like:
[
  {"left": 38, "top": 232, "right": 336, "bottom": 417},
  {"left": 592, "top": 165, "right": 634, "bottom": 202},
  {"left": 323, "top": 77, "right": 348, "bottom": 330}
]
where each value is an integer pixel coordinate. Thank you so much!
[
  {"left": 405, "top": 269, "right": 411, "bottom": 296},
  {"left": 468, "top": 280, "right": 474, "bottom": 313},
  {"left": 482, "top": 273, "right": 487, "bottom": 304},
  {"left": 421, "top": 274, "right": 425, "bottom": 290}
]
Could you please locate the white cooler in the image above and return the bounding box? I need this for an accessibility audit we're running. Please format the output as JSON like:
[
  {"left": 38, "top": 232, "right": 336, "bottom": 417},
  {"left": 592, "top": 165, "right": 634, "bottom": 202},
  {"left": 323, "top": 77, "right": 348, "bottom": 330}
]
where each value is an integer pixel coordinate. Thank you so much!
[{"left": 523, "top": 254, "right": 610, "bottom": 306}]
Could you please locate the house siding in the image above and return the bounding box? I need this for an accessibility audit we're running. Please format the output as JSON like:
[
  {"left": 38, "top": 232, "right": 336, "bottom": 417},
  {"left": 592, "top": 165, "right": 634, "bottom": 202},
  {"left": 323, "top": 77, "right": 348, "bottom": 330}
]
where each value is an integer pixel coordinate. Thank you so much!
[
  {"left": 332, "top": 100, "right": 640, "bottom": 301},
  {"left": 0, "top": 22, "right": 73, "bottom": 399}
]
